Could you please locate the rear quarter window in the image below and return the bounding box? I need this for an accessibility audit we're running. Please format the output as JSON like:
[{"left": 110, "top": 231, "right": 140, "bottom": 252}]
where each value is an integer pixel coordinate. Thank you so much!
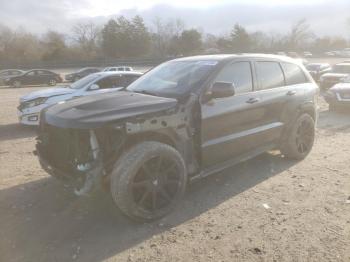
[{"left": 281, "top": 62, "right": 308, "bottom": 85}]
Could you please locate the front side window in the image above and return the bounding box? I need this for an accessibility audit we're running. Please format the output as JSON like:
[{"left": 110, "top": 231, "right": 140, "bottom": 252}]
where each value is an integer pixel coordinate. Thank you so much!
[
  {"left": 27, "top": 71, "right": 36, "bottom": 76},
  {"left": 69, "top": 74, "right": 100, "bottom": 89},
  {"left": 281, "top": 63, "right": 307, "bottom": 85},
  {"left": 124, "top": 75, "right": 140, "bottom": 86},
  {"left": 214, "top": 61, "right": 253, "bottom": 94},
  {"left": 98, "top": 76, "right": 123, "bottom": 89},
  {"left": 256, "top": 61, "right": 284, "bottom": 90}
]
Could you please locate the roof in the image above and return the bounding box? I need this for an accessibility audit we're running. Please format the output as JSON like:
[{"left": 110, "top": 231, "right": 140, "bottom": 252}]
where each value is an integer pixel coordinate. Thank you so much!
[{"left": 172, "top": 53, "right": 300, "bottom": 63}]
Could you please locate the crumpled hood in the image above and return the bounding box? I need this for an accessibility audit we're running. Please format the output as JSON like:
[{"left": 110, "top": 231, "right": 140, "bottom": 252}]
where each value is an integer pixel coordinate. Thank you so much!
[
  {"left": 21, "top": 87, "right": 74, "bottom": 102},
  {"left": 43, "top": 91, "right": 178, "bottom": 129},
  {"left": 330, "top": 82, "right": 350, "bottom": 91},
  {"left": 321, "top": 73, "right": 348, "bottom": 80}
]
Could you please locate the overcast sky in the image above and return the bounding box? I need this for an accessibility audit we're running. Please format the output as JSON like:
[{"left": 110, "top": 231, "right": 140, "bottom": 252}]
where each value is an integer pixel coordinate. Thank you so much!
[{"left": 0, "top": 0, "right": 349, "bottom": 37}]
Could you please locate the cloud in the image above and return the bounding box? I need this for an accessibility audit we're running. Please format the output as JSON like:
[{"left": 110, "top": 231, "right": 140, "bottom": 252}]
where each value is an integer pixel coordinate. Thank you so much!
[{"left": 0, "top": 0, "right": 349, "bottom": 37}]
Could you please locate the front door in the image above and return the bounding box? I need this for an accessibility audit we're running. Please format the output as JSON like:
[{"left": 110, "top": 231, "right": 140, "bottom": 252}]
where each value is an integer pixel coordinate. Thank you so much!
[{"left": 201, "top": 61, "right": 265, "bottom": 167}]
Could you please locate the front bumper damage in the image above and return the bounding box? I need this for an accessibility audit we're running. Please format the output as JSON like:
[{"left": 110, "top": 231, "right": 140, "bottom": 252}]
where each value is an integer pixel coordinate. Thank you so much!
[{"left": 36, "top": 129, "right": 110, "bottom": 196}]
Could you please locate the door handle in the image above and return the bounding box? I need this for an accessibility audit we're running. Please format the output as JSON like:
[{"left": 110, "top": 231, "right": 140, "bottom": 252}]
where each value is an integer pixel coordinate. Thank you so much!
[
  {"left": 246, "top": 97, "right": 260, "bottom": 104},
  {"left": 286, "top": 90, "right": 297, "bottom": 96}
]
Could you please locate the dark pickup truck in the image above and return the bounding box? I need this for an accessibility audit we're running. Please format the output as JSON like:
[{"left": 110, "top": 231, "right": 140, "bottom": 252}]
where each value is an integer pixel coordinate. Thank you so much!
[{"left": 36, "top": 54, "right": 318, "bottom": 221}]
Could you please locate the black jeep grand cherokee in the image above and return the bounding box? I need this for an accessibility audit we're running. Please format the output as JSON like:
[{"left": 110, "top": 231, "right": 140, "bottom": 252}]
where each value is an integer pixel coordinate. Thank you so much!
[{"left": 36, "top": 54, "right": 318, "bottom": 221}]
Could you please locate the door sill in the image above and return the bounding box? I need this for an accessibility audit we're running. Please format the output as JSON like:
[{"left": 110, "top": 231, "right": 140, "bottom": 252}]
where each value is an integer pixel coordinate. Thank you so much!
[{"left": 190, "top": 143, "right": 276, "bottom": 183}]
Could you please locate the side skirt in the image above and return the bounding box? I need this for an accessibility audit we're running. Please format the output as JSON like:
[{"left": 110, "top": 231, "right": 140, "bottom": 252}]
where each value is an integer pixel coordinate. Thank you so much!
[{"left": 189, "top": 143, "right": 276, "bottom": 183}]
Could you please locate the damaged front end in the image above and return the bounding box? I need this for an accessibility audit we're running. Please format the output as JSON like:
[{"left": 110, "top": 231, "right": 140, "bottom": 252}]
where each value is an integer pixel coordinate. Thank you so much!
[
  {"left": 35, "top": 91, "right": 199, "bottom": 196},
  {"left": 36, "top": 122, "right": 125, "bottom": 196}
]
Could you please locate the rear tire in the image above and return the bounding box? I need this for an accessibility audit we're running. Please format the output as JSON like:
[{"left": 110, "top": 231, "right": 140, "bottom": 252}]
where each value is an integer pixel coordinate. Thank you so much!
[
  {"left": 110, "top": 141, "right": 187, "bottom": 221},
  {"left": 280, "top": 114, "right": 315, "bottom": 160}
]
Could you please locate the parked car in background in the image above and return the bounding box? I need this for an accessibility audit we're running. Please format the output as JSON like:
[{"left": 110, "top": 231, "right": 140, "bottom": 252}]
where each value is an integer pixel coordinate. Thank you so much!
[
  {"left": 103, "top": 66, "right": 133, "bottom": 72},
  {"left": 303, "top": 51, "right": 313, "bottom": 58},
  {"left": 324, "top": 75, "right": 350, "bottom": 111},
  {"left": 287, "top": 52, "right": 299, "bottom": 58},
  {"left": 306, "top": 63, "right": 332, "bottom": 81},
  {"left": 18, "top": 71, "right": 142, "bottom": 125},
  {"left": 324, "top": 51, "right": 336, "bottom": 57},
  {"left": 0, "top": 69, "right": 24, "bottom": 85},
  {"left": 65, "top": 67, "right": 100, "bottom": 82},
  {"left": 5, "top": 69, "right": 62, "bottom": 88},
  {"left": 35, "top": 54, "right": 318, "bottom": 221},
  {"left": 319, "top": 63, "right": 350, "bottom": 90},
  {"left": 276, "top": 52, "right": 287, "bottom": 56}
]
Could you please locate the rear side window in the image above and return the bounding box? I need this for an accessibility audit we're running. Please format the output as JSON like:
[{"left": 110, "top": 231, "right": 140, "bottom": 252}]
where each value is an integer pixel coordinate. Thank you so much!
[
  {"left": 256, "top": 62, "right": 284, "bottom": 90},
  {"left": 214, "top": 61, "right": 253, "bottom": 94},
  {"left": 281, "top": 63, "right": 307, "bottom": 85}
]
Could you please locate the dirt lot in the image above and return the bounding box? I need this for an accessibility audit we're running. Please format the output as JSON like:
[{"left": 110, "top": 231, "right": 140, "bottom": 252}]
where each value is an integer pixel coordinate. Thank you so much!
[{"left": 0, "top": 85, "right": 350, "bottom": 262}]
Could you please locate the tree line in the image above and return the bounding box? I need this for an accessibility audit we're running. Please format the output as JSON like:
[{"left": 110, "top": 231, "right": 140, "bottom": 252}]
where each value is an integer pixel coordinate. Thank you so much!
[{"left": 0, "top": 16, "right": 349, "bottom": 66}]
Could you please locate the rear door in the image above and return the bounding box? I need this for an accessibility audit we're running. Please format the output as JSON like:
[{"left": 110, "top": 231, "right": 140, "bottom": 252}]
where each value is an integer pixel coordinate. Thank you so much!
[
  {"left": 201, "top": 60, "right": 266, "bottom": 167},
  {"left": 37, "top": 70, "right": 51, "bottom": 84},
  {"left": 253, "top": 60, "right": 306, "bottom": 143}
]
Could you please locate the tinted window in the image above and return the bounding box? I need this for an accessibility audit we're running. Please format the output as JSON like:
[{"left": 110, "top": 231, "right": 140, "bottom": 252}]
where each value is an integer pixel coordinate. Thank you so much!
[
  {"left": 97, "top": 76, "right": 123, "bottom": 89},
  {"left": 256, "top": 62, "right": 284, "bottom": 90},
  {"left": 27, "top": 71, "right": 36, "bottom": 76},
  {"left": 124, "top": 75, "right": 140, "bottom": 86},
  {"left": 214, "top": 62, "right": 253, "bottom": 94},
  {"left": 281, "top": 63, "right": 307, "bottom": 85},
  {"left": 11, "top": 71, "right": 22, "bottom": 76},
  {"left": 37, "top": 70, "right": 49, "bottom": 75}
]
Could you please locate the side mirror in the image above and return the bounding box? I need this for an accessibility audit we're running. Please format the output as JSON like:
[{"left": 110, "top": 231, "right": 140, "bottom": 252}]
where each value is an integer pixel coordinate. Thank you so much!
[
  {"left": 211, "top": 82, "right": 235, "bottom": 99},
  {"left": 89, "top": 84, "right": 99, "bottom": 90}
]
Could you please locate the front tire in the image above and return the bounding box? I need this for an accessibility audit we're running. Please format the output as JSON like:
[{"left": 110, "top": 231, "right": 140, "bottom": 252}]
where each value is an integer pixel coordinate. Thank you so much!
[
  {"left": 110, "top": 141, "right": 187, "bottom": 221},
  {"left": 280, "top": 114, "right": 315, "bottom": 160}
]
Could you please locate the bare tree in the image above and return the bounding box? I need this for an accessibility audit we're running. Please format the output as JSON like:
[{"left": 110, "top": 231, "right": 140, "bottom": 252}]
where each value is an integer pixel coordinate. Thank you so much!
[
  {"left": 286, "top": 19, "right": 315, "bottom": 50},
  {"left": 151, "top": 17, "right": 186, "bottom": 57},
  {"left": 71, "top": 22, "right": 100, "bottom": 58}
]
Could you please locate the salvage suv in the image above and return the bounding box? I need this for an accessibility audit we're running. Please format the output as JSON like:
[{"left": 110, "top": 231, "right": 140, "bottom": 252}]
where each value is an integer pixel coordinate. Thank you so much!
[{"left": 36, "top": 54, "right": 318, "bottom": 221}]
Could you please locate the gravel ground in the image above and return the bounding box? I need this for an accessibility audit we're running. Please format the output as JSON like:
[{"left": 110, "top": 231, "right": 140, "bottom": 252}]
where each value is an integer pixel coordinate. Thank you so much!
[{"left": 0, "top": 85, "right": 349, "bottom": 262}]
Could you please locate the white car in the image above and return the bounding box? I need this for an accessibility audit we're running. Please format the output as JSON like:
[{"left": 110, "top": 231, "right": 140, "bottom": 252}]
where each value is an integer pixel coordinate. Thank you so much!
[
  {"left": 18, "top": 71, "right": 142, "bottom": 125},
  {"left": 103, "top": 66, "right": 133, "bottom": 72}
]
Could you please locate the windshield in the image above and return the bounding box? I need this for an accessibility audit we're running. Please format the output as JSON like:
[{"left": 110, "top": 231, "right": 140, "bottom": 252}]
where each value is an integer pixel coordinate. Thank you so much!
[
  {"left": 126, "top": 60, "right": 217, "bottom": 97},
  {"left": 68, "top": 74, "right": 100, "bottom": 89},
  {"left": 332, "top": 65, "right": 350, "bottom": 74}
]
